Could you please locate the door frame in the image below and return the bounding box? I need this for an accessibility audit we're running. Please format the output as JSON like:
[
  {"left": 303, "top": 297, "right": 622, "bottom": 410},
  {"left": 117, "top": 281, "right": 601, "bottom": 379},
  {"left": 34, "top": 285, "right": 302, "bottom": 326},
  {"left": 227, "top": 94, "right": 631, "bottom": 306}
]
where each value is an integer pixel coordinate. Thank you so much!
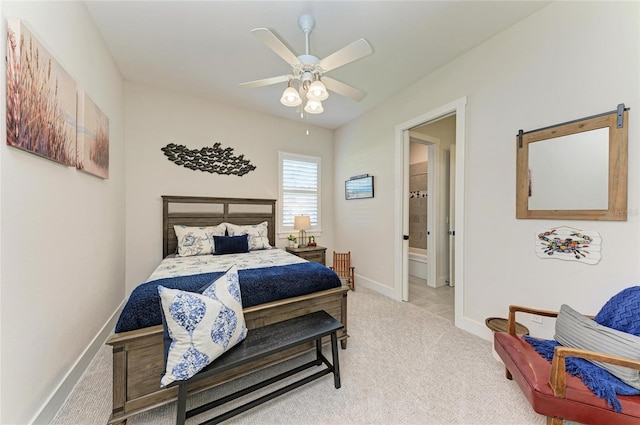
[
  {"left": 449, "top": 144, "right": 456, "bottom": 287},
  {"left": 394, "top": 96, "right": 467, "bottom": 328}
]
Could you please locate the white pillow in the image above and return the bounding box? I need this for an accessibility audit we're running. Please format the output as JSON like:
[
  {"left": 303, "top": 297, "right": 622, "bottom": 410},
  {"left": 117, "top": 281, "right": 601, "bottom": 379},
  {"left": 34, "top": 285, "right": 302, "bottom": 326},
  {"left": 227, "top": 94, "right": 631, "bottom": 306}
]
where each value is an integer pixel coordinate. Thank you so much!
[
  {"left": 225, "top": 221, "right": 271, "bottom": 250},
  {"left": 173, "top": 224, "right": 226, "bottom": 257},
  {"left": 158, "top": 265, "right": 247, "bottom": 387}
]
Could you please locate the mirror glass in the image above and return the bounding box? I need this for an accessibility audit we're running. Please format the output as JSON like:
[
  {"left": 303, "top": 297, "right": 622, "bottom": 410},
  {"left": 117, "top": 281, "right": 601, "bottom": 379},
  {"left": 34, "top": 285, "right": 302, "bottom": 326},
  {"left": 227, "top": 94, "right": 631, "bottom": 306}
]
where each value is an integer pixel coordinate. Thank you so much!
[
  {"left": 528, "top": 127, "right": 609, "bottom": 210},
  {"left": 516, "top": 107, "right": 628, "bottom": 221}
]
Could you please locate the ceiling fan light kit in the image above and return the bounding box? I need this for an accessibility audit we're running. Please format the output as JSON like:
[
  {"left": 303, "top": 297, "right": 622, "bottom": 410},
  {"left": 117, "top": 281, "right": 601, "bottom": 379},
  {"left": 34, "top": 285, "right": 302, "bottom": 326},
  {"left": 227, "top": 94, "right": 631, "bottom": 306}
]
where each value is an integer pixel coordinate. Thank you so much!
[
  {"left": 241, "top": 14, "right": 373, "bottom": 116},
  {"left": 307, "top": 79, "right": 329, "bottom": 101},
  {"left": 280, "top": 83, "right": 302, "bottom": 107},
  {"left": 304, "top": 99, "right": 324, "bottom": 114}
]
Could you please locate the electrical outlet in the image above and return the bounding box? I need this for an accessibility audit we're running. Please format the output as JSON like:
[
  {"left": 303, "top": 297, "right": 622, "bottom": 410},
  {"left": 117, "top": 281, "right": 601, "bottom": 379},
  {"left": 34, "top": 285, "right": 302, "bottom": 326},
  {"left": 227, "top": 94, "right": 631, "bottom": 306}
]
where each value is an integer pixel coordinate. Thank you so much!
[{"left": 531, "top": 316, "right": 543, "bottom": 324}]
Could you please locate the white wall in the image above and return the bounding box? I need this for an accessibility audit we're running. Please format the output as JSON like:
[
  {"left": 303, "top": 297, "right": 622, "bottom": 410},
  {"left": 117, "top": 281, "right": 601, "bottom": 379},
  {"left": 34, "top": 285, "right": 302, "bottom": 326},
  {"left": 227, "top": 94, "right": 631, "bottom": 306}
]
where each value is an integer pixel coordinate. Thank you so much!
[
  {"left": 334, "top": 2, "right": 640, "bottom": 338},
  {"left": 125, "top": 82, "right": 335, "bottom": 290},
  {"left": 0, "top": 2, "right": 125, "bottom": 424}
]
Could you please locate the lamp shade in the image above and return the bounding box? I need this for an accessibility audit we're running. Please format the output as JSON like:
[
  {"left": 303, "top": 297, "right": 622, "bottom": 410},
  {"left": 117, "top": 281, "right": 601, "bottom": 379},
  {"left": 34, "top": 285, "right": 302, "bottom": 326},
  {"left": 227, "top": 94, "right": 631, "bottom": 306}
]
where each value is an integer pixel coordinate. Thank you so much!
[
  {"left": 304, "top": 99, "right": 324, "bottom": 114},
  {"left": 307, "top": 80, "right": 329, "bottom": 101},
  {"left": 294, "top": 215, "right": 311, "bottom": 230},
  {"left": 280, "top": 86, "right": 302, "bottom": 107}
]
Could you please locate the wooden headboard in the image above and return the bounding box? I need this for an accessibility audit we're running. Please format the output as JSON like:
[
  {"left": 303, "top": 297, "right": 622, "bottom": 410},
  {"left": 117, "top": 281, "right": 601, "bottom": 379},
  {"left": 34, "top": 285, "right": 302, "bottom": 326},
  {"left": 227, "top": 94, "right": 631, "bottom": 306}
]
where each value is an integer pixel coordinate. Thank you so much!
[{"left": 162, "top": 196, "right": 276, "bottom": 258}]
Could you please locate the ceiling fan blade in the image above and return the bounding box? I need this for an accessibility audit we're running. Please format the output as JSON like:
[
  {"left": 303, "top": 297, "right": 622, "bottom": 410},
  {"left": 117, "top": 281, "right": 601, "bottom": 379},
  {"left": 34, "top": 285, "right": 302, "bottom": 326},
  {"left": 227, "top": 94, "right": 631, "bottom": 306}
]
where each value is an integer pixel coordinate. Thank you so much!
[
  {"left": 322, "top": 76, "right": 367, "bottom": 102},
  {"left": 239, "top": 75, "right": 291, "bottom": 89},
  {"left": 251, "top": 28, "right": 301, "bottom": 67},
  {"left": 318, "top": 39, "right": 372, "bottom": 72}
]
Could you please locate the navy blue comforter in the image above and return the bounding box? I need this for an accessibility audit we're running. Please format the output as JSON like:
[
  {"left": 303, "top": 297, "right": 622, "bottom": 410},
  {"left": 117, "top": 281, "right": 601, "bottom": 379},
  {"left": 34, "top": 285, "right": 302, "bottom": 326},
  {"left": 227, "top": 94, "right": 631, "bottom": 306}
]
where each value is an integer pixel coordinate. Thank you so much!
[{"left": 115, "top": 262, "right": 341, "bottom": 333}]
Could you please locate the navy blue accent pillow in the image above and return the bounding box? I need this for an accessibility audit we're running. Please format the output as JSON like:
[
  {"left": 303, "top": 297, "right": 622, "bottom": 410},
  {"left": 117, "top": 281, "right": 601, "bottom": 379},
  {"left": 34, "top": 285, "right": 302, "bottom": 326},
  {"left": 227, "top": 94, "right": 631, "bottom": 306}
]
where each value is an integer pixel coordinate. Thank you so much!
[{"left": 214, "top": 234, "right": 249, "bottom": 254}]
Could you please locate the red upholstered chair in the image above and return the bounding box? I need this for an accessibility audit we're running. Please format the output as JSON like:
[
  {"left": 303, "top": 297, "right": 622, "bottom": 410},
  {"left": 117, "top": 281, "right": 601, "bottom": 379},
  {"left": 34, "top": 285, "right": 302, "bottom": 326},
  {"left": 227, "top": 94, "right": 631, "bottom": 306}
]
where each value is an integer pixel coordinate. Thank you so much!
[{"left": 494, "top": 305, "right": 640, "bottom": 425}]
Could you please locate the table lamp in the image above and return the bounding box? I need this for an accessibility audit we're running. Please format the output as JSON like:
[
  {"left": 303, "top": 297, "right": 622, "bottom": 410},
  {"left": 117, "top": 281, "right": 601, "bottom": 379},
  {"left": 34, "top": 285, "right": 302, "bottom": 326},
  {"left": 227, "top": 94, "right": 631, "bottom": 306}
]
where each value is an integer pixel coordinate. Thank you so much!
[{"left": 294, "top": 215, "right": 311, "bottom": 247}]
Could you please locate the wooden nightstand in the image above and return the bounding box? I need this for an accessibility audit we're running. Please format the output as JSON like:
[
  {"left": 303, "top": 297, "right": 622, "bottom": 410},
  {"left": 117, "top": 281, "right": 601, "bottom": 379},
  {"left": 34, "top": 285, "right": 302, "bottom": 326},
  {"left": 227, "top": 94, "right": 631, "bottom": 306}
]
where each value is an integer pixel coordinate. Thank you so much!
[{"left": 285, "top": 245, "right": 327, "bottom": 265}]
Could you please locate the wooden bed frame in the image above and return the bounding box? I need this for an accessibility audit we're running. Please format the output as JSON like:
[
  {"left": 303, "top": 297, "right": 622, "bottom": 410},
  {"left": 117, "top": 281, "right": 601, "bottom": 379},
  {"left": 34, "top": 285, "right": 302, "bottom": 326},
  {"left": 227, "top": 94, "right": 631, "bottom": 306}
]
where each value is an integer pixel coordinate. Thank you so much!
[{"left": 106, "top": 196, "right": 349, "bottom": 424}]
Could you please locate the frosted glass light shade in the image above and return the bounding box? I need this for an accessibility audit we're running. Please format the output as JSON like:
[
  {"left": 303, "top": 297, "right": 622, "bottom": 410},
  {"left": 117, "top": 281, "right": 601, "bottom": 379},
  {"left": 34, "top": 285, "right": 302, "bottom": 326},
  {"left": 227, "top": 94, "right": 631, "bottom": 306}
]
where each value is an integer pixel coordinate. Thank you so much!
[
  {"left": 280, "top": 87, "right": 302, "bottom": 107},
  {"left": 304, "top": 99, "right": 324, "bottom": 114},
  {"left": 307, "top": 80, "right": 329, "bottom": 101}
]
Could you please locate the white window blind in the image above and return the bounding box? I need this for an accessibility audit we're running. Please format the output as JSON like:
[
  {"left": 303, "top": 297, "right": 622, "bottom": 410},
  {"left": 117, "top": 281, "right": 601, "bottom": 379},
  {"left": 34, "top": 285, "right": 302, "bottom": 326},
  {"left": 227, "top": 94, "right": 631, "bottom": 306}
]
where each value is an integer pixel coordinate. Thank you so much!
[{"left": 279, "top": 152, "right": 321, "bottom": 234}]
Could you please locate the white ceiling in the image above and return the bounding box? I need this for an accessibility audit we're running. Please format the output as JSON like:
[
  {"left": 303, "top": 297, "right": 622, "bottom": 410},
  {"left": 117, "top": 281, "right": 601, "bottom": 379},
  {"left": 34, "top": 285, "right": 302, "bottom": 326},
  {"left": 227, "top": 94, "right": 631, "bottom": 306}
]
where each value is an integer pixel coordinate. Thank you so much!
[{"left": 86, "top": 1, "right": 549, "bottom": 130}]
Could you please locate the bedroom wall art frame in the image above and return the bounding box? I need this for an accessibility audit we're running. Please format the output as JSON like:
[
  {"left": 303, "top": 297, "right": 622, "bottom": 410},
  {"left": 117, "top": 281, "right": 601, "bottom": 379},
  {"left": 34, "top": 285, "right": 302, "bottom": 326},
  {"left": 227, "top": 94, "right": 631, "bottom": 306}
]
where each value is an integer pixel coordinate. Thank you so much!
[
  {"left": 77, "top": 91, "right": 109, "bottom": 179},
  {"left": 516, "top": 104, "right": 629, "bottom": 221},
  {"left": 6, "top": 18, "right": 77, "bottom": 166},
  {"left": 345, "top": 175, "right": 374, "bottom": 200}
]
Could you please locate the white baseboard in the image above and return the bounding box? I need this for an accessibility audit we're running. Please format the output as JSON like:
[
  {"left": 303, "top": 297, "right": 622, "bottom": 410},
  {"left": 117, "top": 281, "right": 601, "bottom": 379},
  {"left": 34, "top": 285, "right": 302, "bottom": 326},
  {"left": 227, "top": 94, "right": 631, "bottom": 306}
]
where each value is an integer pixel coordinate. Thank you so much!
[
  {"left": 454, "top": 316, "right": 504, "bottom": 362},
  {"left": 30, "top": 301, "right": 125, "bottom": 425},
  {"left": 455, "top": 314, "right": 494, "bottom": 342},
  {"left": 354, "top": 274, "right": 397, "bottom": 299}
]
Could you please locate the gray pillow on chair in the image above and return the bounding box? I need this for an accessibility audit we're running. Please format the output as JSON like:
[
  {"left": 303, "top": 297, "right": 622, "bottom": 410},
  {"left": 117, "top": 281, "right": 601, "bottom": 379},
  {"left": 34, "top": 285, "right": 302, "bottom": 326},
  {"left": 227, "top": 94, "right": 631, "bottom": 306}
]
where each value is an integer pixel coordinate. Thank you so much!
[{"left": 555, "top": 304, "right": 640, "bottom": 389}]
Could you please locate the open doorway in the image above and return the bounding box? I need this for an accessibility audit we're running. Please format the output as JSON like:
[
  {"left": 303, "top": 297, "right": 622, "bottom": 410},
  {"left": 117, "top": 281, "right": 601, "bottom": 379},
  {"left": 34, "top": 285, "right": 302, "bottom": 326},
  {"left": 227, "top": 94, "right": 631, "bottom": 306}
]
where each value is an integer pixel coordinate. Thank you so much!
[
  {"left": 406, "top": 118, "right": 455, "bottom": 318},
  {"left": 407, "top": 133, "right": 438, "bottom": 288},
  {"left": 394, "top": 97, "right": 466, "bottom": 329}
]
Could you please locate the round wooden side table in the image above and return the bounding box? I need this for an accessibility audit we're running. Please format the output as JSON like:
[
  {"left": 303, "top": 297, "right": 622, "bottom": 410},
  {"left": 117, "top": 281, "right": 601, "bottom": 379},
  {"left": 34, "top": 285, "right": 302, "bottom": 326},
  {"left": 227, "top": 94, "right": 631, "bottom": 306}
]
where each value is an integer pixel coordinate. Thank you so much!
[{"left": 485, "top": 317, "right": 530, "bottom": 335}]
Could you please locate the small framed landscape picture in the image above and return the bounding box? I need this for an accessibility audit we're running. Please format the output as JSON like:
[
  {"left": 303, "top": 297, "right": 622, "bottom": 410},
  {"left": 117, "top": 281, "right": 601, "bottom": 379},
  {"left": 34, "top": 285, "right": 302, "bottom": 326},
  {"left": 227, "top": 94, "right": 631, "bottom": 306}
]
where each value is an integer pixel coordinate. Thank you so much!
[{"left": 345, "top": 175, "right": 374, "bottom": 200}]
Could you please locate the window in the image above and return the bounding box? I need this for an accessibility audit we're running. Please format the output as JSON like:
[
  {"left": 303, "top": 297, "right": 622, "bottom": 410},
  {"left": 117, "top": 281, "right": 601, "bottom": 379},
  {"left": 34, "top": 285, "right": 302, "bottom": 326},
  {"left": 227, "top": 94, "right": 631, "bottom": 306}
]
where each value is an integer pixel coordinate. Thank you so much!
[{"left": 278, "top": 152, "right": 321, "bottom": 236}]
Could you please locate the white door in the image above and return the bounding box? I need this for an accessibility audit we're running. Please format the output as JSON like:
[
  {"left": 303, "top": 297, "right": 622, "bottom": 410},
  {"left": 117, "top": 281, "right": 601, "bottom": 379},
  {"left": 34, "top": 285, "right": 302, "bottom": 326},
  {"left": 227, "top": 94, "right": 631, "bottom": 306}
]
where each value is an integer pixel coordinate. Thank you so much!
[
  {"left": 449, "top": 145, "right": 456, "bottom": 287},
  {"left": 402, "top": 130, "right": 410, "bottom": 301}
]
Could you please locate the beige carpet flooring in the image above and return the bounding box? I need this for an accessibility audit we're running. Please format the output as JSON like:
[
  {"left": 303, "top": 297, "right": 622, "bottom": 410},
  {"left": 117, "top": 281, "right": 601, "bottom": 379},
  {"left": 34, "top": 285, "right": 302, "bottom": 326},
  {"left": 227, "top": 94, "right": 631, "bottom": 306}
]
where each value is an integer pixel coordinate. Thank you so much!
[{"left": 52, "top": 283, "right": 549, "bottom": 425}]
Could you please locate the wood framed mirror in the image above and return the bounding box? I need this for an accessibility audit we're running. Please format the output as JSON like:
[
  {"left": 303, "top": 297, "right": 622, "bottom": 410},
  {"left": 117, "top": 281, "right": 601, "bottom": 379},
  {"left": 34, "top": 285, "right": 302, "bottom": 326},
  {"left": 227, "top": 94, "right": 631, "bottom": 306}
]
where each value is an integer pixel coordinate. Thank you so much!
[{"left": 516, "top": 106, "right": 628, "bottom": 220}]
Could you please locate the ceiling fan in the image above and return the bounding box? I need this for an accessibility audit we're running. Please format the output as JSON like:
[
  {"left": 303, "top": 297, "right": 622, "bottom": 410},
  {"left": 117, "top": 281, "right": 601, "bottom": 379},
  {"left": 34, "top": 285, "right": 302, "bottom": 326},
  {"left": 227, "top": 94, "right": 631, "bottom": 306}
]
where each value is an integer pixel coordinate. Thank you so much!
[{"left": 239, "top": 15, "right": 373, "bottom": 114}]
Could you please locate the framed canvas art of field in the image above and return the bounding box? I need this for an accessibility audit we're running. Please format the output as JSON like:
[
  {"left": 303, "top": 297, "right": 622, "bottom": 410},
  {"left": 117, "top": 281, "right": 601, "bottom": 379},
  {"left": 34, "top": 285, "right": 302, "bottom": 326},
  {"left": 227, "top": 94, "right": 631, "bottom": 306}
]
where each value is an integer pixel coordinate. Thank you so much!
[
  {"left": 77, "top": 92, "right": 109, "bottom": 179},
  {"left": 6, "top": 18, "right": 77, "bottom": 166}
]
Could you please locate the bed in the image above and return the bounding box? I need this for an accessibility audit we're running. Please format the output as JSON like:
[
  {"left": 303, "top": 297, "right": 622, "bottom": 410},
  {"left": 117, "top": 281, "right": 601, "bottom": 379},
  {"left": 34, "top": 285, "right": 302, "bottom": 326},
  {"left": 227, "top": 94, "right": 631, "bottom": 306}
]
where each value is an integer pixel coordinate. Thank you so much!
[{"left": 106, "top": 196, "right": 349, "bottom": 425}]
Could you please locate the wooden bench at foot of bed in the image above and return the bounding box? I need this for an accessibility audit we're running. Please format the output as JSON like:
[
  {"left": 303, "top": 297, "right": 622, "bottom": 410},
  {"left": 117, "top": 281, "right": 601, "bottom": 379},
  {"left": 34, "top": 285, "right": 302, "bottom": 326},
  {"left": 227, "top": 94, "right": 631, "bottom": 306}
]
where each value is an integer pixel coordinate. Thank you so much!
[
  {"left": 174, "top": 310, "right": 343, "bottom": 425},
  {"left": 106, "top": 285, "right": 349, "bottom": 425}
]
